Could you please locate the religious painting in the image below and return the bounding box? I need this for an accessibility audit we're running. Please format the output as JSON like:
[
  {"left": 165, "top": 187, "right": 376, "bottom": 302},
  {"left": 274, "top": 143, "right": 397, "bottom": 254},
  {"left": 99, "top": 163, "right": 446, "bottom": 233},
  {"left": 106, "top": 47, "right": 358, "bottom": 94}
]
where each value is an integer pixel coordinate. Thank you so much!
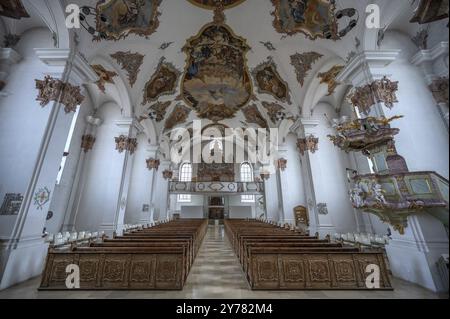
[
  {"left": 164, "top": 104, "right": 191, "bottom": 131},
  {"left": 0, "top": 0, "right": 29, "bottom": 19},
  {"left": 142, "top": 58, "right": 181, "bottom": 105},
  {"left": 271, "top": 0, "right": 338, "bottom": 40},
  {"left": 187, "top": 0, "right": 246, "bottom": 10},
  {"left": 95, "top": 0, "right": 162, "bottom": 41},
  {"left": 242, "top": 104, "right": 269, "bottom": 128},
  {"left": 182, "top": 23, "right": 253, "bottom": 122},
  {"left": 252, "top": 57, "right": 291, "bottom": 104}
]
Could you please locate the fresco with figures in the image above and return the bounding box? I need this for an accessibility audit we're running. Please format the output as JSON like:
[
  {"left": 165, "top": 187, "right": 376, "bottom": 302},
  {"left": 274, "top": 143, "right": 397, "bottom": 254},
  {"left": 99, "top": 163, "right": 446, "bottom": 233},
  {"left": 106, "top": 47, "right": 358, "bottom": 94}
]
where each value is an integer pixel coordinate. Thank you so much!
[
  {"left": 271, "top": 0, "right": 337, "bottom": 39},
  {"left": 95, "top": 0, "right": 162, "bottom": 41},
  {"left": 182, "top": 24, "right": 252, "bottom": 122}
]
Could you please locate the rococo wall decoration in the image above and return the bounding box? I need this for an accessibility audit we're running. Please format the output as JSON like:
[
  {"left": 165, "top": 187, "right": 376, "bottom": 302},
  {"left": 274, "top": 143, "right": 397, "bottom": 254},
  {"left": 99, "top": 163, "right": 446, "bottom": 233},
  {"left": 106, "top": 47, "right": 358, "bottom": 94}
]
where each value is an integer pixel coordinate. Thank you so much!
[
  {"left": 115, "top": 135, "right": 138, "bottom": 155},
  {"left": 318, "top": 65, "right": 344, "bottom": 96},
  {"left": 349, "top": 76, "right": 399, "bottom": 114},
  {"left": 0, "top": 0, "right": 29, "bottom": 19},
  {"left": 181, "top": 14, "right": 253, "bottom": 122},
  {"left": 271, "top": 0, "right": 338, "bottom": 40},
  {"left": 91, "top": 64, "right": 118, "bottom": 93},
  {"left": 142, "top": 58, "right": 181, "bottom": 105},
  {"left": 252, "top": 57, "right": 291, "bottom": 104},
  {"left": 290, "top": 52, "right": 323, "bottom": 87},
  {"left": 148, "top": 101, "right": 172, "bottom": 122},
  {"left": 187, "top": 0, "right": 246, "bottom": 10},
  {"left": 110, "top": 51, "right": 145, "bottom": 87},
  {"left": 94, "top": 0, "right": 162, "bottom": 41},
  {"left": 262, "top": 101, "right": 286, "bottom": 124},
  {"left": 35, "top": 76, "right": 85, "bottom": 113}
]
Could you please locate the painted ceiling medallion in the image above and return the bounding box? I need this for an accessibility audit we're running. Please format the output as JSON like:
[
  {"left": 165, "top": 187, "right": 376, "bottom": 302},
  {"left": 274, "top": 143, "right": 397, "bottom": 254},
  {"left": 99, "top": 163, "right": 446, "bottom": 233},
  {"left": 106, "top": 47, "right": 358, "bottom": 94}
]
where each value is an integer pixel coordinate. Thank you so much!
[
  {"left": 181, "top": 13, "right": 252, "bottom": 122},
  {"left": 110, "top": 51, "right": 145, "bottom": 87},
  {"left": 318, "top": 65, "right": 344, "bottom": 96},
  {"left": 252, "top": 57, "right": 291, "bottom": 104},
  {"left": 91, "top": 64, "right": 118, "bottom": 93},
  {"left": 142, "top": 58, "right": 181, "bottom": 105},
  {"left": 262, "top": 101, "right": 286, "bottom": 124},
  {"left": 187, "top": 0, "right": 246, "bottom": 10},
  {"left": 0, "top": 0, "right": 29, "bottom": 19},
  {"left": 242, "top": 104, "right": 269, "bottom": 128},
  {"left": 271, "top": 0, "right": 338, "bottom": 40},
  {"left": 164, "top": 104, "right": 191, "bottom": 131},
  {"left": 94, "top": 0, "right": 162, "bottom": 41},
  {"left": 290, "top": 52, "right": 323, "bottom": 87},
  {"left": 148, "top": 101, "right": 172, "bottom": 122}
]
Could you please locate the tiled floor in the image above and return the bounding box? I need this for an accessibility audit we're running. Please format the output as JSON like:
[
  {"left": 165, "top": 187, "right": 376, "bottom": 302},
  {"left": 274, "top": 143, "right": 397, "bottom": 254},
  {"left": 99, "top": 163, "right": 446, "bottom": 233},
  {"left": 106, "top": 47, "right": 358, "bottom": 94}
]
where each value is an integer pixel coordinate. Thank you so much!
[{"left": 0, "top": 226, "right": 447, "bottom": 299}]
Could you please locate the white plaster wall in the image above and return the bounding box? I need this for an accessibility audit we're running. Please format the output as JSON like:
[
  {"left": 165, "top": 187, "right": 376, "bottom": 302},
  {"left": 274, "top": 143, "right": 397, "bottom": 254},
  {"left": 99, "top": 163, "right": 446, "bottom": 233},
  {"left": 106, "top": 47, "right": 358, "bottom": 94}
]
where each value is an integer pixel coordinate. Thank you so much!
[
  {"left": 180, "top": 206, "right": 204, "bottom": 219},
  {"left": 380, "top": 32, "right": 449, "bottom": 179},
  {"left": 125, "top": 133, "right": 151, "bottom": 224},
  {"left": 313, "top": 103, "right": 358, "bottom": 233},
  {"left": 74, "top": 102, "right": 123, "bottom": 231},
  {"left": 0, "top": 28, "right": 54, "bottom": 237}
]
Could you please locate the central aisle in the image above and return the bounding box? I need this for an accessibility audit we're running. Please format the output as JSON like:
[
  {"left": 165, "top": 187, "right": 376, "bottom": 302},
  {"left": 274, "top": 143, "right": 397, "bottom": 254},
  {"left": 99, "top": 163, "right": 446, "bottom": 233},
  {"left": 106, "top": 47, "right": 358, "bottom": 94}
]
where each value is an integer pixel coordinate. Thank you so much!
[{"left": 183, "top": 225, "right": 250, "bottom": 298}]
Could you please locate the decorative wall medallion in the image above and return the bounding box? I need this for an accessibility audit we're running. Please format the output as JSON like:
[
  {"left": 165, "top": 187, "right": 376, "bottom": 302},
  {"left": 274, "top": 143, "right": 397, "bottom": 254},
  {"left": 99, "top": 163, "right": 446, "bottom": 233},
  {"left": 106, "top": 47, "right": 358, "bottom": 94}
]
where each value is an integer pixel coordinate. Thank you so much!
[
  {"left": 91, "top": 64, "right": 118, "bottom": 93},
  {"left": 277, "top": 158, "right": 287, "bottom": 171},
  {"left": 110, "top": 51, "right": 145, "bottom": 87},
  {"left": 81, "top": 134, "right": 96, "bottom": 153},
  {"left": 262, "top": 101, "right": 286, "bottom": 123},
  {"left": 114, "top": 135, "right": 138, "bottom": 154},
  {"left": 290, "top": 52, "right": 323, "bottom": 87},
  {"left": 182, "top": 18, "right": 252, "bottom": 121},
  {"left": 317, "top": 65, "right": 344, "bottom": 96},
  {"left": 317, "top": 203, "right": 328, "bottom": 215},
  {"left": 142, "top": 58, "right": 181, "bottom": 105},
  {"left": 0, "top": 0, "right": 29, "bottom": 19},
  {"left": 35, "top": 76, "right": 85, "bottom": 113},
  {"left": 297, "top": 135, "right": 319, "bottom": 155},
  {"left": 0, "top": 193, "right": 23, "bottom": 215},
  {"left": 410, "top": 0, "right": 449, "bottom": 24},
  {"left": 187, "top": 0, "right": 246, "bottom": 10},
  {"left": 271, "top": 0, "right": 338, "bottom": 40},
  {"left": 350, "top": 76, "right": 399, "bottom": 114},
  {"left": 94, "top": 0, "right": 162, "bottom": 41},
  {"left": 146, "top": 158, "right": 160, "bottom": 170},
  {"left": 164, "top": 104, "right": 191, "bottom": 130},
  {"left": 163, "top": 170, "right": 174, "bottom": 180},
  {"left": 148, "top": 101, "right": 172, "bottom": 122},
  {"left": 242, "top": 104, "right": 269, "bottom": 128},
  {"left": 429, "top": 77, "right": 449, "bottom": 105},
  {"left": 252, "top": 57, "right": 291, "bottom": 104},
  {"left": 33, "top": 187, "right": 50, "bottom": 210}
]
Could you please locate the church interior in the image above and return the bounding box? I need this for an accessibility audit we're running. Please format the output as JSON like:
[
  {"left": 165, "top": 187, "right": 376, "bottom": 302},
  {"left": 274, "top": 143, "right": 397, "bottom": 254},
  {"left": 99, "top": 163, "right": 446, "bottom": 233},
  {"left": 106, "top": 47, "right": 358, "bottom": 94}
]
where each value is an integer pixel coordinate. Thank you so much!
[{"left": 0, "top": 0, "right": 449, "bottom": 300}]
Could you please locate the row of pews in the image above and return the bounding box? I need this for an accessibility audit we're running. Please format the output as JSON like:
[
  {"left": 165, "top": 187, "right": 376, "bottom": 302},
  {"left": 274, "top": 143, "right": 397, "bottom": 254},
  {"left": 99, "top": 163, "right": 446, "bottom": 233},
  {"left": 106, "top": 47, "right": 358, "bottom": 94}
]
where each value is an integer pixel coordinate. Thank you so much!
[
  {"left": 39, "top": 219, "right": 208, "bottom": 290},
  {"left": 224, "top": 219, "right": 392, "bottom": 290}
]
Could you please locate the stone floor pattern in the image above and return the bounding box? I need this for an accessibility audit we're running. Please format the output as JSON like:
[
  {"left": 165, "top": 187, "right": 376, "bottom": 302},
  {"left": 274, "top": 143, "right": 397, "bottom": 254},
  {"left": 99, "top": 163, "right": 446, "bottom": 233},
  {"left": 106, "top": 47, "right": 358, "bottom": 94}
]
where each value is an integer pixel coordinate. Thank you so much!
[{"left": 0, "top": 226, "right": 447, "bottom": 299}]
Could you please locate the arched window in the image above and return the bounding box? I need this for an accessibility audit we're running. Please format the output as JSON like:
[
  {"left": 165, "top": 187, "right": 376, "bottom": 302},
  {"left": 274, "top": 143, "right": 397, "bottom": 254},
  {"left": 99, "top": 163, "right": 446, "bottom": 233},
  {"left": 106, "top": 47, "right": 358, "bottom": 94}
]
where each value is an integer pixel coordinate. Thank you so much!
[
  {"left": 240, "top": 162, "right": 255, "bottom": 203},
  {"left": 178, "top": 162, "right": 192, "bottom": 202}
]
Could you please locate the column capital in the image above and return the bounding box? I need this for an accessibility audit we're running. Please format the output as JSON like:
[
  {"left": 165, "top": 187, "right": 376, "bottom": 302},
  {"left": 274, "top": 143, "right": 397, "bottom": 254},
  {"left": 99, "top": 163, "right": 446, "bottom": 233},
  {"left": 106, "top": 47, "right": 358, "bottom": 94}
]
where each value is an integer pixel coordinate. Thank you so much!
[{"left": 337, "top": 50, "right": 400, "bottom": 87}]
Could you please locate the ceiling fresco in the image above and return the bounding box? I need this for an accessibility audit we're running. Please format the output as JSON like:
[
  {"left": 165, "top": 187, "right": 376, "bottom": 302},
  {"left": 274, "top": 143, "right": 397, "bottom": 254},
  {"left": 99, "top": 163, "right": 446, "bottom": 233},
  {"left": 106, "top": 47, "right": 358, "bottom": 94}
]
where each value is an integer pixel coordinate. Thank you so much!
[
  {"left": 252, "top": 57, "right": 291, "bottom": 104},
  {"left": 94, "top": 0, "right": 162, "bottom": 41},
  {"left": 164, "top": 104, "right": 191, "bottom": 131},
  {"left": 290, "top": 51, "right": 323, "bottom": 87},
  {"left": 0, "top": 0, "right": 29, "bottom": 19},
  {"left": 181, "top": 21, "right": 253, "bottom": 122},
  {"left": 91, "top": 64, "right": 118, "bottom": 93},
  {"left": 142, "top": 57, "right": 181, "bottom": 105},
  {"left": 242, "top": 104, "right": 269, "bottom": 128},
  {"left": 317, "top": 65, "right": 344, "bottom": 96},
  {"left": 110, "top": 51, "right": 145, "bottom": 87},
  {"left": 187, "top": 0, "right": 247, "bottom": 10},
  {"left": 271, "top": 0, "right": 338, "bottom": 39}
]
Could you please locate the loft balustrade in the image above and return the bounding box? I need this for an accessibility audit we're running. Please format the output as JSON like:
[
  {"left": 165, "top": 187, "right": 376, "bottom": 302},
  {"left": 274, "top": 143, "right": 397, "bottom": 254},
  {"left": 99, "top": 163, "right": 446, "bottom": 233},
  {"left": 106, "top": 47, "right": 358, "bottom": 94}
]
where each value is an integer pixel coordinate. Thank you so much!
[{"left": 169, "top": 181, "right": 264, "bottom": 195}]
